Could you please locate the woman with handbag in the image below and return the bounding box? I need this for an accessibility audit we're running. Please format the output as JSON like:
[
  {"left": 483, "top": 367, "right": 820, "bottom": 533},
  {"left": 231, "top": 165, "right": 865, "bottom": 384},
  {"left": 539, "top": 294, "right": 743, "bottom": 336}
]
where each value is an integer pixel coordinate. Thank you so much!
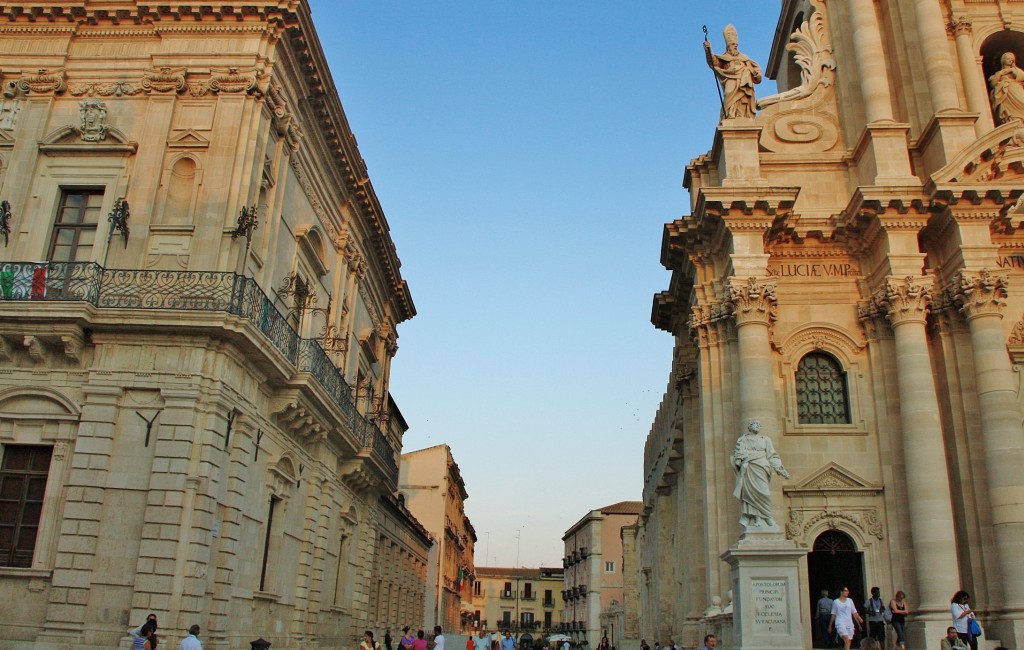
[{"left": 950, "top": 590, "right": 979, "bottom": 650}]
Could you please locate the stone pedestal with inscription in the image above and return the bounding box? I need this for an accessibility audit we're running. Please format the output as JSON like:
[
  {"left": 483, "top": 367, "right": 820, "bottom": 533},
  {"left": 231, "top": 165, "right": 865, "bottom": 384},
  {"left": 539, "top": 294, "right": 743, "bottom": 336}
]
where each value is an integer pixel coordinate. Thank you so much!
[{"left": 721, "top": 530, "right": 809, "bottom": 650}]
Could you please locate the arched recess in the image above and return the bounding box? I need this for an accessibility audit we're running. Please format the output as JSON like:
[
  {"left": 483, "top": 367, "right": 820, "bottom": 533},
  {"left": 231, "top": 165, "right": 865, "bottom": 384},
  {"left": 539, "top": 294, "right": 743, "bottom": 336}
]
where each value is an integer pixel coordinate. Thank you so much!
[
  {"left": 980, "top": 30, "right": 1024, "bottom": 125},
  {"left": 806, "top": 530, "right": 867, "bottom": 645},
  {"left": 0, "top": 386, "right": 80, "bottom": 571},
  {"left": 779, "top": 324, "right": 868, "bottom": 434}
]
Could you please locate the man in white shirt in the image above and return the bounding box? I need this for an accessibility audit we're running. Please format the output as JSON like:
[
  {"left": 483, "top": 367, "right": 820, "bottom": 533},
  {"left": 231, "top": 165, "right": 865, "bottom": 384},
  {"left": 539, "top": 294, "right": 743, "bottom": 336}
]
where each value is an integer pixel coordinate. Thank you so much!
[
  {"left": 432, "top": 626, "right": 445, "bottom": 650},
  {"left": 179, "top": 625, "right": 202, "bottom": 650},
  {"left": 474, "top": 631, "right": 489, "bottom": 650}
]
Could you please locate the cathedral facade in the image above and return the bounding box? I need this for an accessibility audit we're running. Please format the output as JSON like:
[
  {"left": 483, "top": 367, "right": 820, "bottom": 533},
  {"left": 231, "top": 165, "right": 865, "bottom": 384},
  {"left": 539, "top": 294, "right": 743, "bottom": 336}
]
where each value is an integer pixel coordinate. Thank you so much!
[
  {"left": 641, "top": 1, "right": 1024, "bottom": 648},
  {"left": 0, "top": 3, "right": 429, "bottom": 650}
]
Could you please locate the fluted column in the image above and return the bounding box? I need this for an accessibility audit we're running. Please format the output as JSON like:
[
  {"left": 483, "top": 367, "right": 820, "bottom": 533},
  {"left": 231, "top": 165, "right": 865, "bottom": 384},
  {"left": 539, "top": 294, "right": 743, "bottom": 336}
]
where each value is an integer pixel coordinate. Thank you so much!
[
  {"left": 848, "top": 0, "right": 895, "bottom": 122},
  {"left": 952, "top": 271, "right": 1024, "bottom": 607},
  {"left": 950, "top": 18, "right": 995, "bottom": 135},
  {"left": 725, "top": 277, "right": 777, "bottom": 428},
  {"left": 874, "top": 277, "right": 960, "bottom": 614},
  {"left": 914, "top": 0, "right": 961, "bottom": 112}
]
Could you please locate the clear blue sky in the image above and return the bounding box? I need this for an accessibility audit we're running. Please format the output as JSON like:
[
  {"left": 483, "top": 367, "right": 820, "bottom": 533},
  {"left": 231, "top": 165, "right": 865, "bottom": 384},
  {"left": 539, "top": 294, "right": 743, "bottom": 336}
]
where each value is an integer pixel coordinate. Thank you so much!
[{"left": 310, "top": 1, "right": 781, "bottom": 567}]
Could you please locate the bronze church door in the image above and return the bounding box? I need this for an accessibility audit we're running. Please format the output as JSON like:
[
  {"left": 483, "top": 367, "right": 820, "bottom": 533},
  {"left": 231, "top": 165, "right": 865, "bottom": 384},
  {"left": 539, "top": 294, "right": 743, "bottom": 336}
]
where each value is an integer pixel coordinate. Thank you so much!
[{"left": 807, "top": 530, "right": 865, "bottom": 648}]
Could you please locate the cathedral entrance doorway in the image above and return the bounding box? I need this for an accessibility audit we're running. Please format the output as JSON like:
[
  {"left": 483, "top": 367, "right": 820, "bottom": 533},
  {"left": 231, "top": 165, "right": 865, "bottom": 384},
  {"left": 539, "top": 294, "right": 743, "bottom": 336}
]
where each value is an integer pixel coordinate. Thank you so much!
[{"left": 807, "top": 530, "right": 865, "bottom": 647}]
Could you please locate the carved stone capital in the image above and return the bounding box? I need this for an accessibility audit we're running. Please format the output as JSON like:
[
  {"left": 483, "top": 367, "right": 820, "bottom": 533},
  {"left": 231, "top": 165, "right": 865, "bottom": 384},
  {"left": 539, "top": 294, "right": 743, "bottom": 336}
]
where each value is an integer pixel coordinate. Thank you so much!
[
  {"left": 951, "top": 269, "right": 1007, "bottom": 320},
  {"left": 725, "top": 277, "right": 777, "bottom": 326},
  {"left": 949, "top": 16, "right": 973, "bottom": 37},
  {"left": 687, "top": 300, "right": 728, "bottom": 348},
  {"left": 872, "top": 276, "right": 932, "bottom": 326}
]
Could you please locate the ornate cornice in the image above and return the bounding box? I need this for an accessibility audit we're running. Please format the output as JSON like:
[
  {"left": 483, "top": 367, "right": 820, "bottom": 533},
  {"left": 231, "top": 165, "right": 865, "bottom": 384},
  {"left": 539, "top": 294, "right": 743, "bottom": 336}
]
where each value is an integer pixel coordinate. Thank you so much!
[
  {"left": 724, "top": 277, "right": 777, "bottom": 326},
  {"left": 950, "top": 269, "right": 1008, "bottom": 320},
  {"left": 0, "top": 3, "right": 301, "bottom": 26}
]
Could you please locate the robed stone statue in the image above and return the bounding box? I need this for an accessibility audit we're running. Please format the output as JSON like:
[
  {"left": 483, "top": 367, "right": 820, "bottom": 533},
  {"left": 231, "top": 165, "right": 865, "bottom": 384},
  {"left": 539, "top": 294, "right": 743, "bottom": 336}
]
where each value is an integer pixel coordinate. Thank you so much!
[
  {"left": 704, "top": 24, "right": 762, "bottom": 119},
  {"left": 990, "top": 51, "right": 1024, "bottom": 125},
  {"left": 732, "top": 420, "right": 789, "bottom": 528}
]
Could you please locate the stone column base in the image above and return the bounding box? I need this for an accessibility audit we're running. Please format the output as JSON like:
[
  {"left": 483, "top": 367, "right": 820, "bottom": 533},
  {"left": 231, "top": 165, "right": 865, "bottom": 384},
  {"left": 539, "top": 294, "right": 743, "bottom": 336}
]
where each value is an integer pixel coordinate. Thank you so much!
[{"left": 720, "top": 530, "right": 809, "bottom": 650}]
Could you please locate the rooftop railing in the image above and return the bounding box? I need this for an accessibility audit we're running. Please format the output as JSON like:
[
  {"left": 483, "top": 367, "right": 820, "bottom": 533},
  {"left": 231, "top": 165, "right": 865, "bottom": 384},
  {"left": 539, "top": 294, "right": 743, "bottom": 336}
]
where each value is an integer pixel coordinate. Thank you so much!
[{"left": 0, "top": 260, "right": 397, "bottom": 484}]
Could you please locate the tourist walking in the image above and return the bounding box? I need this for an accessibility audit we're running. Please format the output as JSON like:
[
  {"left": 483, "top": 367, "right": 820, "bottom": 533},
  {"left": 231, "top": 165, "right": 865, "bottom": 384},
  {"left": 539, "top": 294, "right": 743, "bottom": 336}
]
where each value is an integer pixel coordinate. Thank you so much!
[
  {"left": 413, "top": 631, "right": 428, "bottom": 650},
  {"left": 817, "top": 589, "right": 834, "bottom": 647},
  {"left": 386, "top": 630, "right": 393, "bottom": 650},
  {"left": 864, "top": 587, "right": 886, "bottom": 644},
  {"left": 830, "top": 586, "right": 864, "bottom": 650},
  {"left": 473, "top": 631, "right": 489, "bottom": 650},
  {"left": 702, "top": 635, "right": 717, "bottom": 650},
  {"left": 432, "top": 626, "right": 446, "bottom": 650},
  {"left": 888, "top": 590, "right": 909, "bottom": 650},
  {"left": 951, "top": 591, "right": 978, "bottom": 650},
  {"left": 178, "top": 625, "right": 202, "bottom": 650},
  {"left": 134, "top": 620, "right": 158, "bottom": 650}
]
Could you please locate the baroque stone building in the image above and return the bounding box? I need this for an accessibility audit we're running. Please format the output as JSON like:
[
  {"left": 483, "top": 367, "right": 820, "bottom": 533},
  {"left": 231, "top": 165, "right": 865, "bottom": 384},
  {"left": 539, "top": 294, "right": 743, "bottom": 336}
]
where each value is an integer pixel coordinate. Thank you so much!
[
  {"left": 642, "top": 1, "right": 1024, "bottom": 649},
  {"left": 0, "top": 3, "right": 430, "bottom": 650},
  {"left": 399, "top": 445, "right": 477, "bottom": 633}
]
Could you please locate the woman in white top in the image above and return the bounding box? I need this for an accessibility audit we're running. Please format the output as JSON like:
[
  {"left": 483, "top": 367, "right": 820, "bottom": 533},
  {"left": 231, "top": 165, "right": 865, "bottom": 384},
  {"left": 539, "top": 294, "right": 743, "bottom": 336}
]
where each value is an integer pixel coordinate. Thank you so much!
[
  {"left": 951, "top": 590, "right": 978, "bottom": 650},
  {"left": 830, "top": 586, "right": 864, "bottom": 650}
]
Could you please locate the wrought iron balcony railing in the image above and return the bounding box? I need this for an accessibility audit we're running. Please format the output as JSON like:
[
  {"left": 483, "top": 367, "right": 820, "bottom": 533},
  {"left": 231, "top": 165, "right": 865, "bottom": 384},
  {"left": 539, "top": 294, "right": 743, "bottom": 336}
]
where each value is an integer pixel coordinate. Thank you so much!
[{"left": 0, "top": 260, "right": 398, "bottom": 484}]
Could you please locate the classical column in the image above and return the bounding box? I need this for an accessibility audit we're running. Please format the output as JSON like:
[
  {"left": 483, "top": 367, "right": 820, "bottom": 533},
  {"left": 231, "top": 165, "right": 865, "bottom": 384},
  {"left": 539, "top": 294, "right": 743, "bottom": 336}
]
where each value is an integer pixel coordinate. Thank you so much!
[
  {"left": 950, "top": 18, "right": 995, "bottom": 135},
  {"left": 848, "top": 0, "right": 895, "bottom": 122},
  {"left": 875, "top": 277, "right": 960, "bottom": 615},
  {"left": 725, "top": 277, "right": 777, "bottom": 427},
  {"left": 913, "top": 0, "right": 961, "bottom": 113},
  {"left": 952, "top": 271, "right": 1024, "bottom": 607}
]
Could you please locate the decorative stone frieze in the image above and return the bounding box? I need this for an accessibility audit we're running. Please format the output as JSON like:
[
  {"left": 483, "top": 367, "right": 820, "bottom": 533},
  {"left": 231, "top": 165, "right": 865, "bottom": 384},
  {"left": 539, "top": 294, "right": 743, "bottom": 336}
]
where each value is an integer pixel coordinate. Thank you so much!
[
  {"left": 785, "top": 507, "right": 884, "bottom": 541},
  {"left": 724, "top": 276, "right": 777, "bottom": 326},
  {"left": 950, "top": 269, "right": 1008, "bottom": 320}
]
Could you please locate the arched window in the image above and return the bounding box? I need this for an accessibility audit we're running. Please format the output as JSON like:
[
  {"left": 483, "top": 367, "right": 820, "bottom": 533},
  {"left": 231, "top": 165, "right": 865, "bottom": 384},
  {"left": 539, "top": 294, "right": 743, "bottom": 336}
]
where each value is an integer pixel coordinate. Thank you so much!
[{"left": 795, "top": 351, "right": 851, "bottom": 424}]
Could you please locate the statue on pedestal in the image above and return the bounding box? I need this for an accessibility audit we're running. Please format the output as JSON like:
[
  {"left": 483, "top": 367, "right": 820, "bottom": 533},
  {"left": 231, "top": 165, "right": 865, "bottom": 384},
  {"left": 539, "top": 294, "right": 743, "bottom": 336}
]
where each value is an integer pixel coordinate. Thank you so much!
[
  {"left": 989, "top": 51, "right": 1024, "bottom": 125},
  {"left": 732, "top": 420, "right": 789, "bottom": 528},
  {"left": 704, "top": 24, "right": 762, "bottom": 119}
]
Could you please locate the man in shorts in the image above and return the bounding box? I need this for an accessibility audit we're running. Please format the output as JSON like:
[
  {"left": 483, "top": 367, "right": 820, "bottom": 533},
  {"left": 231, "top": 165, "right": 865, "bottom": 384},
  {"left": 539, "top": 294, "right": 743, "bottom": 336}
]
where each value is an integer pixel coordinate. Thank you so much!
[{"left": 830, "top": 586, "right": 864, "bottom": 650}]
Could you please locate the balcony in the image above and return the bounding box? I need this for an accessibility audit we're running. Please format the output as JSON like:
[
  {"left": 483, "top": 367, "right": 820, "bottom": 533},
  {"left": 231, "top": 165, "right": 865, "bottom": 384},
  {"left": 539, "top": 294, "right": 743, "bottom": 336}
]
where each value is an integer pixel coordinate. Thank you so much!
[
  {"left": 544, "top": 597, "right": 555, "bottom": 608},
  {"left": 500, "top": 590, "right": 514, "bottom": 600},
  {"left": 520, "top": 591, "right": 535, "bottom": 601},
  {"left": 0, "top": 261, "right": 398, "bottom": 484}
]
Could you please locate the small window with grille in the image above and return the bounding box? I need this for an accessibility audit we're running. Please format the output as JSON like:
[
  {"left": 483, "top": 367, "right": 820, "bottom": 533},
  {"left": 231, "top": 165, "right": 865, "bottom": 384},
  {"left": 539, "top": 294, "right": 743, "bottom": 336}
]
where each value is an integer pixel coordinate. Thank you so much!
[{"left": 795, "top": 352, "right": 851, "bottom": 424}]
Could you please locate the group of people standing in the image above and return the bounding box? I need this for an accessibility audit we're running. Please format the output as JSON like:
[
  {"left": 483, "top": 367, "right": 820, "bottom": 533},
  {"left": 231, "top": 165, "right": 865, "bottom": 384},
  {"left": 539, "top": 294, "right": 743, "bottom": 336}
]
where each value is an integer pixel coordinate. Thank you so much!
[
  {"left": 362, "top": 625, "right": 446, "bottom": 650},
  {"left": 816, "top": 587, "right": 908, "bottom": 650},
  {"left": 128, "top": 614, "right": 202, "bottom": 650}
]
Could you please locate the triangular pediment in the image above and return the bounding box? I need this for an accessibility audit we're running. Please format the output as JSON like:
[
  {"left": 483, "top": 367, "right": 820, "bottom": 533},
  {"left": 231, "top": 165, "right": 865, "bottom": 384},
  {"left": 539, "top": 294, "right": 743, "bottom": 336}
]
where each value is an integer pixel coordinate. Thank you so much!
[
  {"left": 167, "top": 129, "right": 209, "bottom": 148},
  {"left": 930, "top": 121, "right": 1024, "bottom": 186},
  {"left": 787, "top": 462, "right": 882, "bottom": 493}
]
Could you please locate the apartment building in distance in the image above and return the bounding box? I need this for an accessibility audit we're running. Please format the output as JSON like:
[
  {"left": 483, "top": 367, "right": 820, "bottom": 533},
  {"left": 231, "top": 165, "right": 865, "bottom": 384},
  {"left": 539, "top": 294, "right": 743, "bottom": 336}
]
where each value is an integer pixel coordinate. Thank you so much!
[
  {"left": 399, "top": 445, "right": 477, "bottom": 632},
  {"left": 562, "top": 502, "right": 642, "bottom": 647},
  {"left": 471, "top": 567, "right": 564, "bottom": 635},
  {"left": 0, "top": 2, "right": 430, "bottom": 649}
]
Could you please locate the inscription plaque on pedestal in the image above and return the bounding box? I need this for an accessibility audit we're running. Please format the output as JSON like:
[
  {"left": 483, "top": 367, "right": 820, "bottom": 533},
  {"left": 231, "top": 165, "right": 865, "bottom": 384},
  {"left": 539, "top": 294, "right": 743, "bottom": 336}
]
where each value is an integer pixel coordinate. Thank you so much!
[{"left": 751, "top": 579, "right": 788, "bottom": 633}]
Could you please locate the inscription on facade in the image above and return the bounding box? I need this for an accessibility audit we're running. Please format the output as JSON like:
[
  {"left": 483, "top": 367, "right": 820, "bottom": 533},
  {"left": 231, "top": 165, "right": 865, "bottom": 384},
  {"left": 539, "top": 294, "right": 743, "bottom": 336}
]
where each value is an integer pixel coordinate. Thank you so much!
[
  {"left": 752, "top": 578, "right": 788, "bottom": 633},
  {"left": 767, "top": 262, "right": 858, "bottom": 278},
  {"left": 996, "top": 255, "right": 1024, "bottom": 269}
]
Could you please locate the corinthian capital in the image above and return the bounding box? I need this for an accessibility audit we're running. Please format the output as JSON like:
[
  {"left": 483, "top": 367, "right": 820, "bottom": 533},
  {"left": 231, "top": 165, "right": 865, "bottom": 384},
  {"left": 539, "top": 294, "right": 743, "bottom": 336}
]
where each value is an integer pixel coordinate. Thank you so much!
[
  {"left": 725, "top": 277, "right": 777, "bottom": 326},
  {"left": 949, "top": 16, "right": 973, "bottom": 37},
  {"left": 873, "top": 276, "right": 932, "bottom": 326},
  {"left": 952, "top": 269, "right": 1008, "bottom": 320}
]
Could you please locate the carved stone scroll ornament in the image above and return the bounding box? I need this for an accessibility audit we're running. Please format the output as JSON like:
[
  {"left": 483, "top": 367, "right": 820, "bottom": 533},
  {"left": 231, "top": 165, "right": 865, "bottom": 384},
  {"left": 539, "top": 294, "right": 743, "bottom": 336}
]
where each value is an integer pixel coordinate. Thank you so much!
[
  {"left": 141, "top": 67, "right": 187, "bottom": 93},
  {"left": 871, "top": 276, "right": 932, "bottom": 326},
  {"left": 5, "top": 69, "right": 66, "bottom": 97},
  {"left": 951, "top": 269, "right": 1008, "bottom": 319},
  {"left": 725, "top": 277, "right": 777, "bottom": 326},
  {"left": 786, "top": 507, "right": 884, "bottom": 541},
  {"left": 757, "top": 0, "right": 836, "bottom": 109},
  {"left": 189, "top": 67, "right": 263, "bottom": 97}
]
